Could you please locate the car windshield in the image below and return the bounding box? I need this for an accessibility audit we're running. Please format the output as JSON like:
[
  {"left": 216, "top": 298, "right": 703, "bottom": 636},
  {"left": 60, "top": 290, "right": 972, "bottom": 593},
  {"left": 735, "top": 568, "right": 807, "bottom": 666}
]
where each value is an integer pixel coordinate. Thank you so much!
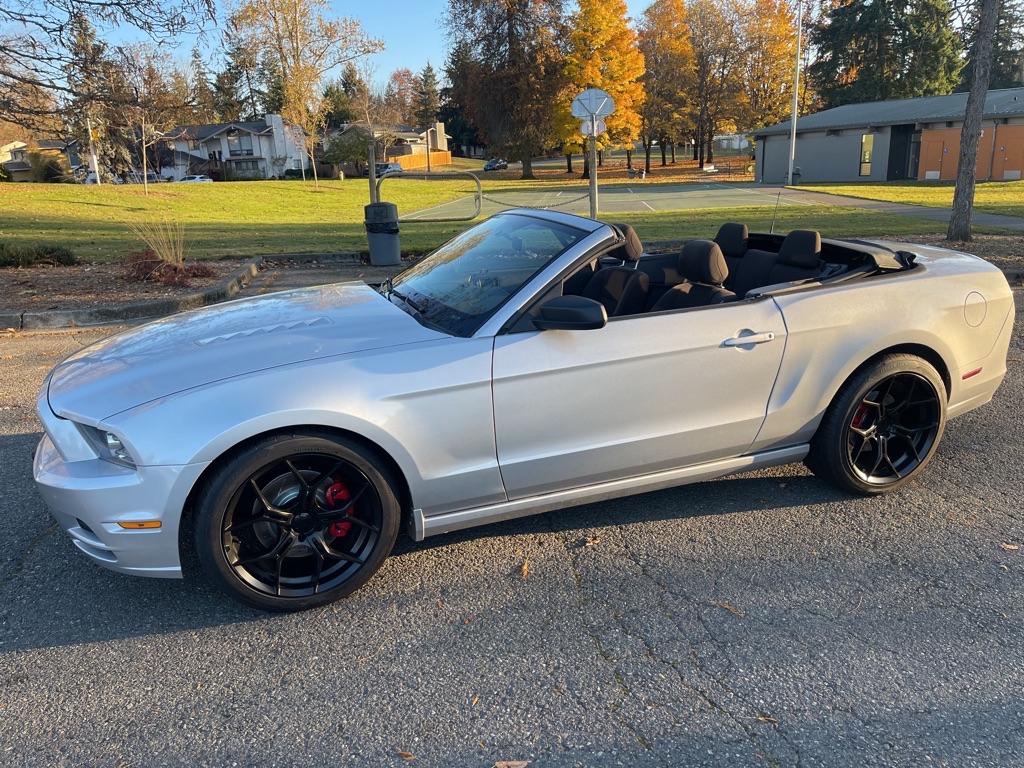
[{"left": 388, "top": 213, "right": 586, "bottom": 336}]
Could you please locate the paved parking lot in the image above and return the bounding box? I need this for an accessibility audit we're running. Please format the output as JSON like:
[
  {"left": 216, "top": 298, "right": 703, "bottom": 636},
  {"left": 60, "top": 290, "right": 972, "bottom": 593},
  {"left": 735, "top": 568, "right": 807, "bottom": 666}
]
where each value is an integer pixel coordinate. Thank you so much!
[{"left": 0, "top": 300, "right": 1022, "bottom": 767}]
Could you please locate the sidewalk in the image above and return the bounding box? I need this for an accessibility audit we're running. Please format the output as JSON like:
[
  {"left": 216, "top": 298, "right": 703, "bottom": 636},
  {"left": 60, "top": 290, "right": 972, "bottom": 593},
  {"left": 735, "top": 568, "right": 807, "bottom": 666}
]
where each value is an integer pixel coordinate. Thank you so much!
[{"left": 776, "top": 187, "right": 1024, "bottom": 232}]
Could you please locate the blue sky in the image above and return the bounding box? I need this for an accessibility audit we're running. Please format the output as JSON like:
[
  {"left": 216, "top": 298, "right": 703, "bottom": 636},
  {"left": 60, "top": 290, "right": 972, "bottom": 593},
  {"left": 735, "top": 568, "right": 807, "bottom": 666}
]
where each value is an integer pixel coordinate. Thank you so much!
[{"left": 107, "top": 0, "right": 652, "bottom": 84}]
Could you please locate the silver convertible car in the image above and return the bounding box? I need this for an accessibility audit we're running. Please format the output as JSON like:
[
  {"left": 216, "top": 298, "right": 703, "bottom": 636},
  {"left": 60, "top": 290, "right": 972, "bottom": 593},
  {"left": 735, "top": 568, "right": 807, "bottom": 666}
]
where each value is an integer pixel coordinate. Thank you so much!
[{"left": 34, "top": 210, "right": 1014, "bottom": 610}]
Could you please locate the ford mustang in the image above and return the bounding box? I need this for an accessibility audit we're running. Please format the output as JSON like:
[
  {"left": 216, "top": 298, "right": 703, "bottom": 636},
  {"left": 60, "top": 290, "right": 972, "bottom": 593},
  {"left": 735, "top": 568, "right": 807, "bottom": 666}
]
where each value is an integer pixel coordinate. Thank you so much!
[{"left": 33, "top": 210, "right": 1014, "bottom": 610}]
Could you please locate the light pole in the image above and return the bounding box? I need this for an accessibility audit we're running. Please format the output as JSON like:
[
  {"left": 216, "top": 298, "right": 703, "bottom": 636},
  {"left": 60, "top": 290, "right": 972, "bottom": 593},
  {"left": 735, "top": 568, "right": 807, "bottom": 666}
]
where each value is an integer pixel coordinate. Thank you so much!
[{"left": 786, "top": 0, "right": 804, "bottom": 186}]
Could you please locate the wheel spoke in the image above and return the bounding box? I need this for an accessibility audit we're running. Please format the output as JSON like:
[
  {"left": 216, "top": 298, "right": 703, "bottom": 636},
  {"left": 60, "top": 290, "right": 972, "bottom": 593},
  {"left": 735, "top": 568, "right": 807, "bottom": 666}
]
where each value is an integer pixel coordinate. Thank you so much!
[
  {"left": 284, "top": 459, "right": 310, "bottom": 489},
  {"left": 311, "top": 459, "right": 346, "bottom": 489},
  {"left": 250, "top": 479, "right": 295, "bottom": 524},
  {"left": 312, "top": 535, "right": 365, "bottom": 565},
  {"left": 234, "top": 531, "right": 295, "bottom": 567}
]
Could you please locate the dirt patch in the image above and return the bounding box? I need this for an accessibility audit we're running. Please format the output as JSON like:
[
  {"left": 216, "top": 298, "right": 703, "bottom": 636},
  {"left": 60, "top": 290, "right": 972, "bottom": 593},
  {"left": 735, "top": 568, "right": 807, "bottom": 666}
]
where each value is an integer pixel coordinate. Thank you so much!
[{"left": 0, "top": 260, "right": 249, "bottom": 313}]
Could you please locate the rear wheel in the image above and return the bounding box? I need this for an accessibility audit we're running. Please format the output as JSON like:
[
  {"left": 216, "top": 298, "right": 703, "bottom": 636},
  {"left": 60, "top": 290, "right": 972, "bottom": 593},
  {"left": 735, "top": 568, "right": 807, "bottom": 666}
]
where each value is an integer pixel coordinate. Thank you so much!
[
  {"left": 806, "top": 354, "right": 946, "bottom": 495},
  {"left": 194, "top": 433, "right": 400, "bottom": 611}
]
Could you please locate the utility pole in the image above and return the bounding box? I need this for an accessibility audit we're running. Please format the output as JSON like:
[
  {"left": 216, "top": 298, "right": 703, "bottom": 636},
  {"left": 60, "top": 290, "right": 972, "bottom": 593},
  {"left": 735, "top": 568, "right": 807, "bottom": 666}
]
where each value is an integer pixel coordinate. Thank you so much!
[
  {"left": 786, "top": 0, "right": 804, "bottom": 186},
  {"left": 425, "top": 126, "right": 432, "bottom": 173},
  {"left": 86, "top": 114, "right": 101, "bottom": 185}
]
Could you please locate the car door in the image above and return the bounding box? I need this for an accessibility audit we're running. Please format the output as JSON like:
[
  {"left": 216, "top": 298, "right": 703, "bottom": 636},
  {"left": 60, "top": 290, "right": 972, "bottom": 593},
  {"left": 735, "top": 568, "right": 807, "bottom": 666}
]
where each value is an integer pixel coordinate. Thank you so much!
[{"left": 491, "top": 298, "right": 787, "bottom": 499}]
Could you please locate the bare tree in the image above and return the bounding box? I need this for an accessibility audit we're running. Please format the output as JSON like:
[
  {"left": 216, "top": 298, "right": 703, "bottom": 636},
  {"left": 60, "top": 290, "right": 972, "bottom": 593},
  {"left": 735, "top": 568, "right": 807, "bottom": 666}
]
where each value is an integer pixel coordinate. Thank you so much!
[
  {"left": 947, "top": 0, "right": 1000, "bottom": 241},
  {"left": 0, "top": 0, "right": 214, "bottom": 128}
]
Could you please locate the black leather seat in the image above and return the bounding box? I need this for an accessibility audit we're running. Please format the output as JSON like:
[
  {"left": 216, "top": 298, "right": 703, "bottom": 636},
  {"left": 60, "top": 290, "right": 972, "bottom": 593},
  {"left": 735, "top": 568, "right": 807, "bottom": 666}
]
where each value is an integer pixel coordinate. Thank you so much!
[
  {"left": 766, "top": 229, "right": 823, "bottom": 284},
  {"left": 651, "top": 240, "right": 735, "bottom": 311},
  {"left": 581, "top": 224, "right": 649, "bottom": 316},
  {"left": 715, "top": 222, "right": 749, "bottom": 276}
]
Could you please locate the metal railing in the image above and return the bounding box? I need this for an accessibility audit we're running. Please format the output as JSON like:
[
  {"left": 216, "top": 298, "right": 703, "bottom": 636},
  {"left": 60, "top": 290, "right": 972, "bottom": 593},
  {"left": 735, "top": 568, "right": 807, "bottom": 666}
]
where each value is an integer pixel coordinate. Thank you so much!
[{"left": 375, "top": 170, "right": 483, "bottom": 223}]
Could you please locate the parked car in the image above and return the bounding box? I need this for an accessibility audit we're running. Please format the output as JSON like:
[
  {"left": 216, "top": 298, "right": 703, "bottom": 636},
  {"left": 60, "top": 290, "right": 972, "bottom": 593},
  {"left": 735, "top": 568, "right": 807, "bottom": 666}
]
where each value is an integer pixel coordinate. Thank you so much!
[
  {"left": 362, "top": 162, "right": 403, "bottom": 177},
  {"left": 483, "top": 158, "right": 508, "bottom": 171},
  {"left": 179, "top": 174, "right": 213, "bottom": 183},
  {"left": 33, "top": 211, "right": 1014, "bottom": 611}
]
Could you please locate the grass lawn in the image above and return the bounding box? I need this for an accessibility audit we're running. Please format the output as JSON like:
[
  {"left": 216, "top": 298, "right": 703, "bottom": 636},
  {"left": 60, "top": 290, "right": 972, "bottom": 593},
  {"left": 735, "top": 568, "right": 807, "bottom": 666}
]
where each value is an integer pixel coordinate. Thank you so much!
[
  {"left": 0, "top": 176, "right": 959, "bottom": 263},
  {"left": 802, "top": 180, "right": 1024, "bottom": 218}
]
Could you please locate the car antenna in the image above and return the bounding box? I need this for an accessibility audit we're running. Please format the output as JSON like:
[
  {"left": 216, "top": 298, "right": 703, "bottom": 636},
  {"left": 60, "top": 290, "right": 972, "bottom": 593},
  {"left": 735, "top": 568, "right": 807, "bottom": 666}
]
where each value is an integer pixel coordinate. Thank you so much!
[{"left": 769, "top": 185, "right": 784, "bottom": 235}]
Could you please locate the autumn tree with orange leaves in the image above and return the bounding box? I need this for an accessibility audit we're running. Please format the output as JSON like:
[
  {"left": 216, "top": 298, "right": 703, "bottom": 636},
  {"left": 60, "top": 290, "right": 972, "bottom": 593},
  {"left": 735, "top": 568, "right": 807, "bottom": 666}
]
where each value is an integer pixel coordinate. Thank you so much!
[{"left": 560, "top": 0, "right": 645, "bottom": 176}]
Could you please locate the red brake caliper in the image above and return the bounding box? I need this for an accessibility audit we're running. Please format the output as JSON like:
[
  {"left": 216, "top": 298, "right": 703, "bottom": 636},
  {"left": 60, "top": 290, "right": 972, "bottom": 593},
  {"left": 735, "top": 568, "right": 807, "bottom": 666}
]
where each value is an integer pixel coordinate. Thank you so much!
[
  {"left": 851, "top": 403, "right": 870, "bottom": 429},
  {"left": 325, "top": 481, "right": 353, "bottom": 538}
]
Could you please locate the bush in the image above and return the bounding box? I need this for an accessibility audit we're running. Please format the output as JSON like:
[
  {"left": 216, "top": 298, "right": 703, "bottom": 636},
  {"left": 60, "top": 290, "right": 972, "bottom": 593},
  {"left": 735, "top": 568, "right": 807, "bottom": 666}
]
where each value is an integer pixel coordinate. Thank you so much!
[
  {"left": 0, "top": 242, "right": 78, "bottom": 267},
  {"left": 283, "top": 168, "right": 306, "bottom": 179},
  {"left": 123, "top": 249, "right": 216, "bottom": 287}
]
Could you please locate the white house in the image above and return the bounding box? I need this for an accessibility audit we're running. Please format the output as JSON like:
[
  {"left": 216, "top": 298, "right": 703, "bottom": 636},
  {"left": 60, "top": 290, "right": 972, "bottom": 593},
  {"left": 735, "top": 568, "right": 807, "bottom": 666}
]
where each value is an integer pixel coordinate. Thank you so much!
[{"left": 165, "top": 114, "right": 306, "bottom": 181}]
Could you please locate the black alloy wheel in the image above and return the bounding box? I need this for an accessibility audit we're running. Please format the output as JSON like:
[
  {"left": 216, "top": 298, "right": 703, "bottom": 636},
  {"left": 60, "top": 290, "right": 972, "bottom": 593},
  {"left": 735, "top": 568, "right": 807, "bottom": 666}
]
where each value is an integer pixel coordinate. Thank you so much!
[
  {"left": 845, "top": 373, "right": 942, "bottom": 485},
  {"left": 195, "top": 433, "right": 400, "bottom": 611},
  {"left": 806, "top": 353, "right": 947, "bottom": 495}
]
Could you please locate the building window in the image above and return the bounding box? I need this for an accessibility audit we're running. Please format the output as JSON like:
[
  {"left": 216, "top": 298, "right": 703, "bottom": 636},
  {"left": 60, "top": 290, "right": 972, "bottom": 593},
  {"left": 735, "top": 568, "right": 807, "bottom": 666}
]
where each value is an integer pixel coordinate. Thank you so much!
[
  {"left": 227, "top": 133, "right": 253, "bottom": 157},
  {"left": 859, "top": 134, "right": 874, "bottom": 176},
  {"left": 233, "top": 160, "right": 259, "bottom": 170}
]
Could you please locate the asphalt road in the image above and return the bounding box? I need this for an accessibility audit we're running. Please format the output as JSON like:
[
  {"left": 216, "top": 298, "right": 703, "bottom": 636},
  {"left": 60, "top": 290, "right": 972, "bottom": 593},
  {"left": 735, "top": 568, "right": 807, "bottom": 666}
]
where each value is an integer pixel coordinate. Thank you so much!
[{"left": 1, "top": 304, "right": 1022, "bottom": 768}]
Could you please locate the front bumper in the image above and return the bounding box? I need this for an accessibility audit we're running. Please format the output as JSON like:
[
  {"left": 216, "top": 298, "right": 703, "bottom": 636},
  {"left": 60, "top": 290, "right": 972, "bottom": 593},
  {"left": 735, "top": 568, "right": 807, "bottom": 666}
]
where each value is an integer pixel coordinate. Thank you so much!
[{"left": 33, "top": 433, "right": 208, "bottom": 579}]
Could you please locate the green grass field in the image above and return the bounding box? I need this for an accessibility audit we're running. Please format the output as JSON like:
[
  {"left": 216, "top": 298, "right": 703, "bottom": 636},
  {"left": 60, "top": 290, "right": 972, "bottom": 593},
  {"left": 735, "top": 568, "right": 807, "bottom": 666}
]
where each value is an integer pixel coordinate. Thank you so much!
[
  {"left": 0, "top": 177, "right": 963, "bottom": 262},
  {"left": 804, "top": 180, "right": 1024, "bottom": 218}
]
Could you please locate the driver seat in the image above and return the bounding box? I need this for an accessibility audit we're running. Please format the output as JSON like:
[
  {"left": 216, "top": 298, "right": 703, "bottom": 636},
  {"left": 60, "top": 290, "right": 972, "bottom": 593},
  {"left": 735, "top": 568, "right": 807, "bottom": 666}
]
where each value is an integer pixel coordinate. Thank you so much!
[{"left": 581, "top": 224, "right": 649, "bottom": 317}]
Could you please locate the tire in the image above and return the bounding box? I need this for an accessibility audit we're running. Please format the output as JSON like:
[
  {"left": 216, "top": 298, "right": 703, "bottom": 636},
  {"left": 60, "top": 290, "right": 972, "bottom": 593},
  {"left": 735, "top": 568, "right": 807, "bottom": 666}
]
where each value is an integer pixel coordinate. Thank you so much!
[
  {"left": 194, "top": 432, "right": 401, "bottom": 611},
  {"left": 805, "top": 354, "right": 947, "bottom": 495}
]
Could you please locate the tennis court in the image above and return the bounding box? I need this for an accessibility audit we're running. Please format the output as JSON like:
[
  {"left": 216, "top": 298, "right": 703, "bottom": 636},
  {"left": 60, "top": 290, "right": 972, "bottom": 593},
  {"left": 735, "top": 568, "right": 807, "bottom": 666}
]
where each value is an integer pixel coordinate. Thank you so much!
[{"left": 399, "top": 180, "right": 812, "bottom": 221}]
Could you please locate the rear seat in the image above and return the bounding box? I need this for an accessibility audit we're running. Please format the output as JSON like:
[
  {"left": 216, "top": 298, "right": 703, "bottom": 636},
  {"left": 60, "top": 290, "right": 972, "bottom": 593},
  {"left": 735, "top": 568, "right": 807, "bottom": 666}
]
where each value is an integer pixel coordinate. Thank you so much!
[{"left": 719, "top": 226, "right": 823, "bottom": 298}]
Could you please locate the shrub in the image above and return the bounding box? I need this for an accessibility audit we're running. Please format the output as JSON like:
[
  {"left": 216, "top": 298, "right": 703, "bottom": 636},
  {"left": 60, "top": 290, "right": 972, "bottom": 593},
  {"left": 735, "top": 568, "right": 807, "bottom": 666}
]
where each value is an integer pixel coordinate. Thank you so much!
[
  {"left": 0, "top": 242, "right": 78, "bottom": 267},
  {"left": 283, "top": 168, "right": 305, "bottom": 179}
]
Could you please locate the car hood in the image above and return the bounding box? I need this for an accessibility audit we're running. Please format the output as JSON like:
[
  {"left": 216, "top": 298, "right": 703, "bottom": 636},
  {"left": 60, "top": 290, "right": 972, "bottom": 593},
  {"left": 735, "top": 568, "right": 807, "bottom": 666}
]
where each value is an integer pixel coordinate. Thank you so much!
[{"left": 47, "top": 282, "right": 448, "bottom": 421}]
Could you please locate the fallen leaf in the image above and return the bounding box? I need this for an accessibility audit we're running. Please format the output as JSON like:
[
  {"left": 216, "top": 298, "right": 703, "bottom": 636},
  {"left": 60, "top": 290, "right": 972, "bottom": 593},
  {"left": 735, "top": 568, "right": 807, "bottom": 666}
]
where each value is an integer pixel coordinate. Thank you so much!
[
  {"left": 463, "top": 613, "right": 476, "bottom": 624},
  {"left": 471, "top": 695, "right": 479, "bottom": 706},
  {"left": 396, "top": 751, "right": 416, "bottom": 762},
  {"left": 1000, "top": 542, "right": 1020, "bottom": 552},
  {"left": 494, "top": 762, "right": 531, "bottom": 768},
  {"left": 713, "top": 600, "right": 745, "bottom": 618},
  {"left": 756, "top": 713, "right": 779, "bottom": 726},
  {"left": 584, "top": 535, "right": 601, "bottom": 547},
  {"left": 520, "top": 558, "right": 530, "bottom": 580}
]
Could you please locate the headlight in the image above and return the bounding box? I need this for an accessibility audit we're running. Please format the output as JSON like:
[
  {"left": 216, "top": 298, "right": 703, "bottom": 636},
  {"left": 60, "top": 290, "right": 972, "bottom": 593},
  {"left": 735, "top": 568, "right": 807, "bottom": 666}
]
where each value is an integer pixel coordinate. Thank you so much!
[{"left": 76, "top": 424, "right": 137, "bottom": 467}]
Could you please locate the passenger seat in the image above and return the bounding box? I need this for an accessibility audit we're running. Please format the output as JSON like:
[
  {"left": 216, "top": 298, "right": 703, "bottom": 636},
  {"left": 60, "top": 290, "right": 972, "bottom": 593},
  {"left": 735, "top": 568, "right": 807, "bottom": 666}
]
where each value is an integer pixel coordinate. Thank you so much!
[
  {"left": 580, "top": 224, "right": 649, "bottom": 316},
  {"left": 651, "top": 240, "right": 735, "bottom": 311}
]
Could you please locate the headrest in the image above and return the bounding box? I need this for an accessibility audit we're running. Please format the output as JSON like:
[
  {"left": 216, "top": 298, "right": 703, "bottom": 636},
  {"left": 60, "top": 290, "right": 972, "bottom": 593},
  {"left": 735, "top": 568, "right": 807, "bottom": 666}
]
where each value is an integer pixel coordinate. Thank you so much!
[
  {"left": 778, "top": 229, "right": 822, "bottom": 268},
  {"left": 679, "top": 240, "right": 728, "bottom": 286},
  {"left": 613, "top": 223, "right": 644, "bottom": 262},
  {"left": 714, "top": 222, "right": 749, "bottom": 258}
]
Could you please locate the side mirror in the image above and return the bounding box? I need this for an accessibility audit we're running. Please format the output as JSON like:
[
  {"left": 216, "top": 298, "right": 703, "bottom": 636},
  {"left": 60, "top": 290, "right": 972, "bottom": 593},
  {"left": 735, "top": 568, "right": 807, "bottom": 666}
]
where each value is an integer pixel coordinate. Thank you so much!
[{"left": 533, "top": 295, "right": 608, "bottom": 331}]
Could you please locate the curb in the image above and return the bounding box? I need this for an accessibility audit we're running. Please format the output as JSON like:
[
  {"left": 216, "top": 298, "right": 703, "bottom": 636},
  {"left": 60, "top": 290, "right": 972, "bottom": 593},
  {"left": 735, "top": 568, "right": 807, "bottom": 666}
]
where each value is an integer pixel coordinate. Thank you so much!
[{"left": 4, "top": 257, "right": 263, "bottom": 331}]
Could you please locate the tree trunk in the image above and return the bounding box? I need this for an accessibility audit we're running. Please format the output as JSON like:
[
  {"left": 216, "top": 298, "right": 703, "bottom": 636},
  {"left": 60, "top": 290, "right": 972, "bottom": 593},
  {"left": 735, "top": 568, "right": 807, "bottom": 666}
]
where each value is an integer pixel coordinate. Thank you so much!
[
  {"left": 581, "top": 152, "right": 590, "bottom": 180},
  {"left": 670, "top": 143, "right": 676, "bottom": 164},
  {"left": 644, "top": 142, "right": 652, "bottom": 174},
  {"left": 310, "top": 145, "right": 319, "bottom": 189},
  {"left": 948, "top": 0, "right": 999, "bottom": 241},
  {"left": 626, "top": 149, "right": 633, "bottom": 169},
  {"left": 565, "top": 153, "right": 573, "bottom": 173},
  {"left": 521, "top": 155, "right": 534, "bottom": 180},
  {"left": 598, "top": 150, "right": 603, "bottom": 166},
  {"left": 692, "top": 134, "right": 699, "bottom": 161},
  {"left": 706, "top": 134, "right": 714, "bottom": 164},
  {"left": 660, "top": 141, "right": 667, "bottom": 166}
]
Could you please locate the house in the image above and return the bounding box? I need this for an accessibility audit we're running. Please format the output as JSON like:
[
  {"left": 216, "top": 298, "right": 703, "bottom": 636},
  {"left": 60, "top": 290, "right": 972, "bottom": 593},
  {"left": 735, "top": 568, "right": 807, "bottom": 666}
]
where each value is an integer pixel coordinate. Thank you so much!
[
  {"left": 754, "top": 87, "right": 1024, "bottom": 183},
  {"left": 165, "top": 114, "right": 306, "bottom": 181},
  {"left": 333, "top": 121, "right": 452, "bottom": 173},
  {"left": 2, "top": 139, "right": 81, "bottom": 182}
]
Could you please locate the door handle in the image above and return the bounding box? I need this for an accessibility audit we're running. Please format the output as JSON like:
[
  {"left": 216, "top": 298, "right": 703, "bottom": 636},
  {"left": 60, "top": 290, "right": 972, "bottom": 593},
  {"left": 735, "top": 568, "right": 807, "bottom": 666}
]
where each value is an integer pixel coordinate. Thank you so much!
[{"left": 722, "top": 331, "right": 775, "bottom": 347}]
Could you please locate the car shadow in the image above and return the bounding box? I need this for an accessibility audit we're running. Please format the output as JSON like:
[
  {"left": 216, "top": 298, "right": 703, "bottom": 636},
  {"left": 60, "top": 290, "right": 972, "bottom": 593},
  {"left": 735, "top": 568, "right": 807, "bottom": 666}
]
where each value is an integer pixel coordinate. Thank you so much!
[{"left": 1, "top": 430, "right": 844, "bottom": 652}]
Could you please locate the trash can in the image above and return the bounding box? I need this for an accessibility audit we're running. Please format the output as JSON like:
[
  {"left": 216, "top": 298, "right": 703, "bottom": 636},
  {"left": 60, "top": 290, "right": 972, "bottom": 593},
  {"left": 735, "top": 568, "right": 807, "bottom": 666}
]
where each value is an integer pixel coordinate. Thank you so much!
[{"left": 364, "top": 202, "right": 401, "bottom": 266}]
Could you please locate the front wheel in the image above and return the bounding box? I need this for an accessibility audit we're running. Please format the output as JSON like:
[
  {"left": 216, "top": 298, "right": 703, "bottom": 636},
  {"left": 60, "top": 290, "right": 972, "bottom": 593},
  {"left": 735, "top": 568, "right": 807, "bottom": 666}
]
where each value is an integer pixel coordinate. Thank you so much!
[
  {"left": 806, "top": 354, "right": 947, "bottom": 495},
  {"left": 194, "top": 433, "right": 401, "bottom": 611}
]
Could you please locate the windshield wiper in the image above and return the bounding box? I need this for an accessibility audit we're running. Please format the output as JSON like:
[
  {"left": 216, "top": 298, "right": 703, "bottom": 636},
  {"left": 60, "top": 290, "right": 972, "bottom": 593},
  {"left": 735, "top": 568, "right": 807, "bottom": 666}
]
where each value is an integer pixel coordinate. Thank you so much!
[{"left": 389, "top": 287, "right": 426, "bottom": 314}]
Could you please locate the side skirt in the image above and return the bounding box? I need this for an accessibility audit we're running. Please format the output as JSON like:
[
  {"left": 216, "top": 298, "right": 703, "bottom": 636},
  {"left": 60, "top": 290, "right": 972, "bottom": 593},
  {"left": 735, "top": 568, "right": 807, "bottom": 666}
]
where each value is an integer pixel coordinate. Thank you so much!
[{"left": 412, "top": 445, "right": 809, "bottom": 541}]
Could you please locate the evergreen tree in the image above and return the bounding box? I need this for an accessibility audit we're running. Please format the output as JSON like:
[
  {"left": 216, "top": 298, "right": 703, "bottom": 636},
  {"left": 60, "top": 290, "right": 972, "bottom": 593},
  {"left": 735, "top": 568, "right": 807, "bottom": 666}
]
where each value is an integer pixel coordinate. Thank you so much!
[
  {"left": 190, "top": 47, "right": 218, "bottom": 121},
  {"left": 810, "top": 0, "right": 962, "bottom": 107},
  {"left": 322, "top": 79, "right": 356, "bottom": 128},
  {"left": 439, "top": 41, "right": 481, "bottom": 156},
  {"left": 413, "top": 62, "right": 441, "bottom": 129},
  {"left": 446, "top": 0, "right": 567, "bottom": 179},
  {"left": 959, "top": 0, "right": 1024, "bottom": 89}
]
